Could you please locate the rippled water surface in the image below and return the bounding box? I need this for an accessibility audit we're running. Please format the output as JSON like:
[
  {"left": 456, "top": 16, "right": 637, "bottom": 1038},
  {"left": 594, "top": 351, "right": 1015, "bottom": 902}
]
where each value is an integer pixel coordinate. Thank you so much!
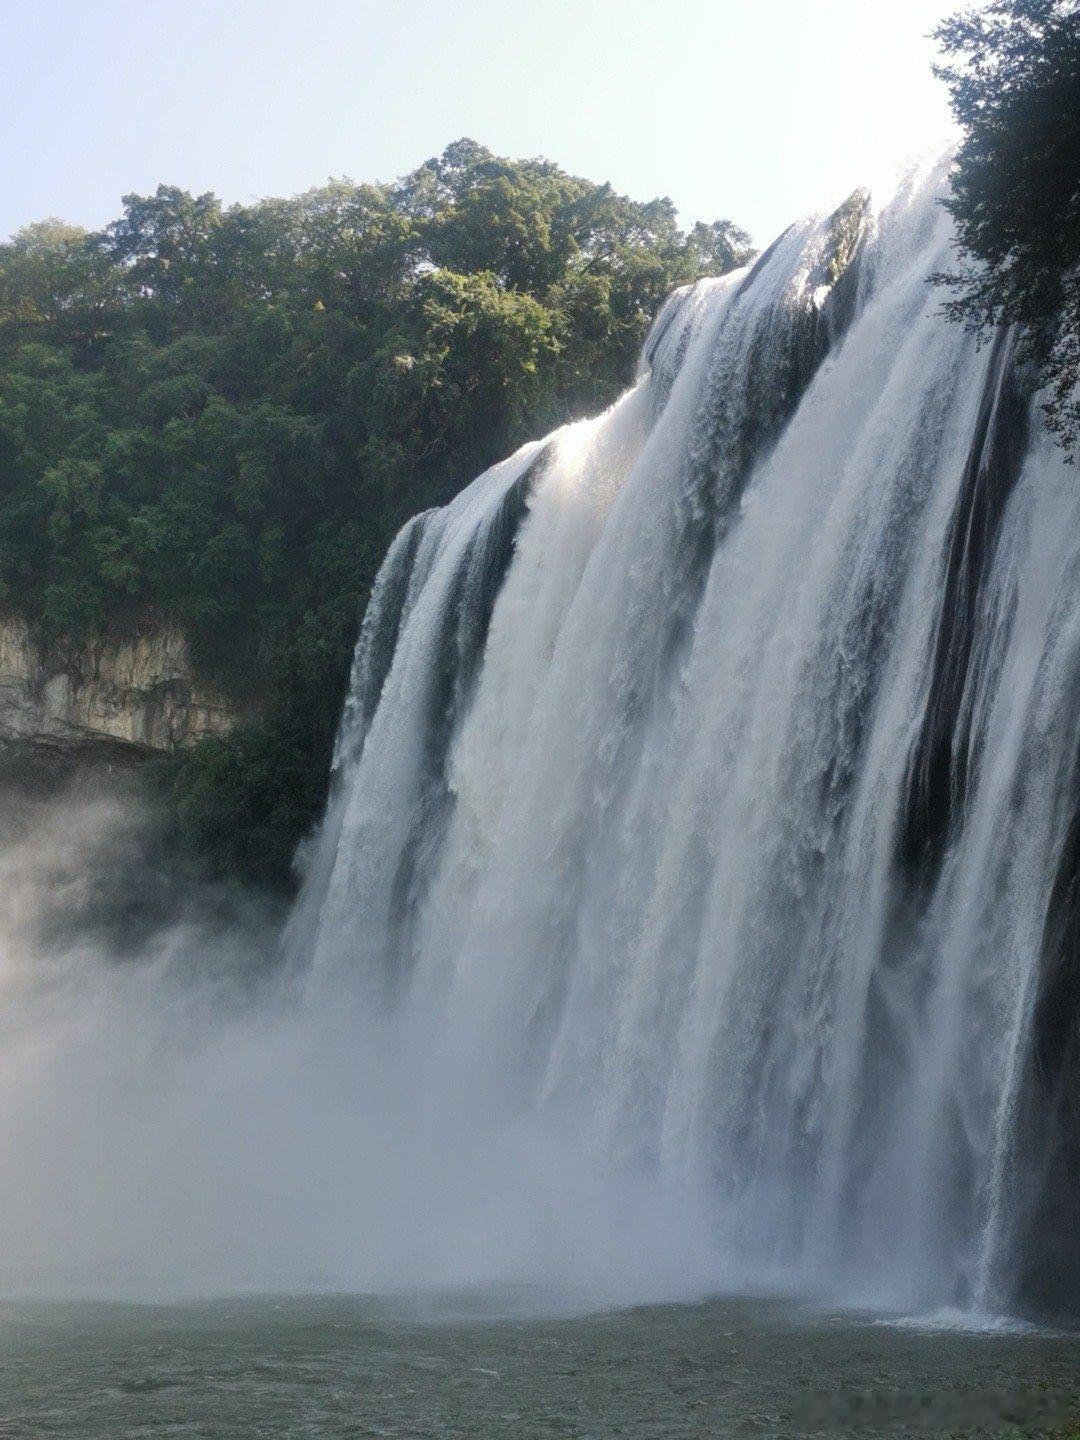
[{"left": 3, "top": 1293, "right": 1079, "bottom": 1438}]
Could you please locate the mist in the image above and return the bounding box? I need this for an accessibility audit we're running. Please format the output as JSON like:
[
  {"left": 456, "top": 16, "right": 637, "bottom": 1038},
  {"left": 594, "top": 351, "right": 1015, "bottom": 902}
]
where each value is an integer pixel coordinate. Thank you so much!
[{"left": 0, "top": 768, "right": 726, "bottom": 1307}]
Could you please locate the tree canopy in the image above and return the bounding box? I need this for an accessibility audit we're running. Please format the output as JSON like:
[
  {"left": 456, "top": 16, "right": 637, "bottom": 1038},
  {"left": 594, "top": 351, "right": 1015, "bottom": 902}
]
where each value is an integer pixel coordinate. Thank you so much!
[
  {"left": 0, "top": 140, "right": 753, "bottom": 883},
  {"left": 934, "top": 0, "right": 1080, "bottom": 453}
]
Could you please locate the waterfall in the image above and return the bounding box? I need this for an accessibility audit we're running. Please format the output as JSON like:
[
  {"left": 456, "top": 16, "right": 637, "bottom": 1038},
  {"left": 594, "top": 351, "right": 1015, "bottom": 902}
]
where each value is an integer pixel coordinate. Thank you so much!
[{"left": 293, "top": 154, "right": 1080, "bottom": 1319}]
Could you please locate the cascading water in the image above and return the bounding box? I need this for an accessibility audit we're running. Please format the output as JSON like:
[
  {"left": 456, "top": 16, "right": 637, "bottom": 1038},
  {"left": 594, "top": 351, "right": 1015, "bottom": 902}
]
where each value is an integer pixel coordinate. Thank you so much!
[{"left": 291, "top": 151, "right": 1080, "bottom": 1320}]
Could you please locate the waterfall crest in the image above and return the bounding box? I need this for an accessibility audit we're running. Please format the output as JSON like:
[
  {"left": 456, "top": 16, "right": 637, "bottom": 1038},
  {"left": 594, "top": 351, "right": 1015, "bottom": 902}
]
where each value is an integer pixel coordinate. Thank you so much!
[{"left": 294, "top": 155, "right": 1080, "bottom": 1318}]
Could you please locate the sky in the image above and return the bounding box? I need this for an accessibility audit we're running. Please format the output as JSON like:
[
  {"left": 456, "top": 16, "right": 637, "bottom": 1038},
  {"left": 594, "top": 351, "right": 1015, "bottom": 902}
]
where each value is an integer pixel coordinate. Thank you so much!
[{"left": 2, "top": 0, "right": 965, "bottom": 249}]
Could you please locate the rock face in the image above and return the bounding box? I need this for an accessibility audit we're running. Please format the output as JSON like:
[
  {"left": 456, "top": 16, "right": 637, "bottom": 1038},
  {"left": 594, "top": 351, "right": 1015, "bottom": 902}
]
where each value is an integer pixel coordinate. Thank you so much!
[{"left": 0, "top": 616, "right": 238, "bottom": 758}]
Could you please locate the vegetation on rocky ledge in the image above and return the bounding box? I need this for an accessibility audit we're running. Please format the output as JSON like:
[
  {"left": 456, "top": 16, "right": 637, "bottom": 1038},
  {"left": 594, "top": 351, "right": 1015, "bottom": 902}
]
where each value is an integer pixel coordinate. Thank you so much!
[
  {"left": 935, "top": 0, "right": 1080, "bottom": 455},
  {"left": 0, "top": 140, "right": 752, "bottom": 883}
]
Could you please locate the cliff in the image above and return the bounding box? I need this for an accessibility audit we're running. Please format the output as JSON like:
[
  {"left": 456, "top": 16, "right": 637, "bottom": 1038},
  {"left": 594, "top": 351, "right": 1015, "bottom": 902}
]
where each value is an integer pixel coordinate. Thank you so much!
[{"left": 0, "top": 616, "right": 239, "bottom": 759}]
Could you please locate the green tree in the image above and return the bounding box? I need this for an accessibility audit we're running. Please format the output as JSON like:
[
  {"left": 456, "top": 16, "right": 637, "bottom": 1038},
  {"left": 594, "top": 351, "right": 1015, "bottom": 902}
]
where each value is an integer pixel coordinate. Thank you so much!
[
  {"left": 0, "top": 221, "right": 121, "bottom": 349},
  {"left": 0, "top": 140, "right": 754, "bottom": 887},
  {"left": 934, "top": 0, "right": 1080, "bottom": 453}
]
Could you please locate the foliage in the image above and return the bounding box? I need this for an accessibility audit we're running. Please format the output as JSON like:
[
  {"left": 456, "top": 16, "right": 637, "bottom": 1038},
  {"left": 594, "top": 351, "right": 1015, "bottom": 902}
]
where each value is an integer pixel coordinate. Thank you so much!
[
  {"left": 933, "top": 0, "right": 1080, "bottom": 453},
  {"left": 0, "top": 140, "right": 753, "bottom": 885}
]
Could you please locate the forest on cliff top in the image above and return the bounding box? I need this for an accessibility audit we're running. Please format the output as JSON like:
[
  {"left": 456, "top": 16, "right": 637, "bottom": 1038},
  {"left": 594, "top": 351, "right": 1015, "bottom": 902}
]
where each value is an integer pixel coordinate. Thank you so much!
[{"left": 0, "top": 140, "right": 753, "bottom": 882}]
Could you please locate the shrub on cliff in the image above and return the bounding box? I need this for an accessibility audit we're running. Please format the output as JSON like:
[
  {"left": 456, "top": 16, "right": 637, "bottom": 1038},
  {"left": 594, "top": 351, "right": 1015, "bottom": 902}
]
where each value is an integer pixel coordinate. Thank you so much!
[{"left": 935, "top": 0, "right": 1080, "bottom": 455}]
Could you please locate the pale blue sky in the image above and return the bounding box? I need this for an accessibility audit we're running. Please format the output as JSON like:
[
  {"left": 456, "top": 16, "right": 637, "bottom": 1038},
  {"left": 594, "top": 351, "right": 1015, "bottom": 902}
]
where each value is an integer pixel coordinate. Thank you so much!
[{"left": 3, "top": 0, "right": 964, "bottom": 248}]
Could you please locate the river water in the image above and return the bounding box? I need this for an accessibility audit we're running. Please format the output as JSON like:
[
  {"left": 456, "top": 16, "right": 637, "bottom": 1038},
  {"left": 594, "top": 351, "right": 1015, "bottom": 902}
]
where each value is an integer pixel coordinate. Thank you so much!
[{"left": 3, "top": 1292, "right": 1078, "bottom": 1438}]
